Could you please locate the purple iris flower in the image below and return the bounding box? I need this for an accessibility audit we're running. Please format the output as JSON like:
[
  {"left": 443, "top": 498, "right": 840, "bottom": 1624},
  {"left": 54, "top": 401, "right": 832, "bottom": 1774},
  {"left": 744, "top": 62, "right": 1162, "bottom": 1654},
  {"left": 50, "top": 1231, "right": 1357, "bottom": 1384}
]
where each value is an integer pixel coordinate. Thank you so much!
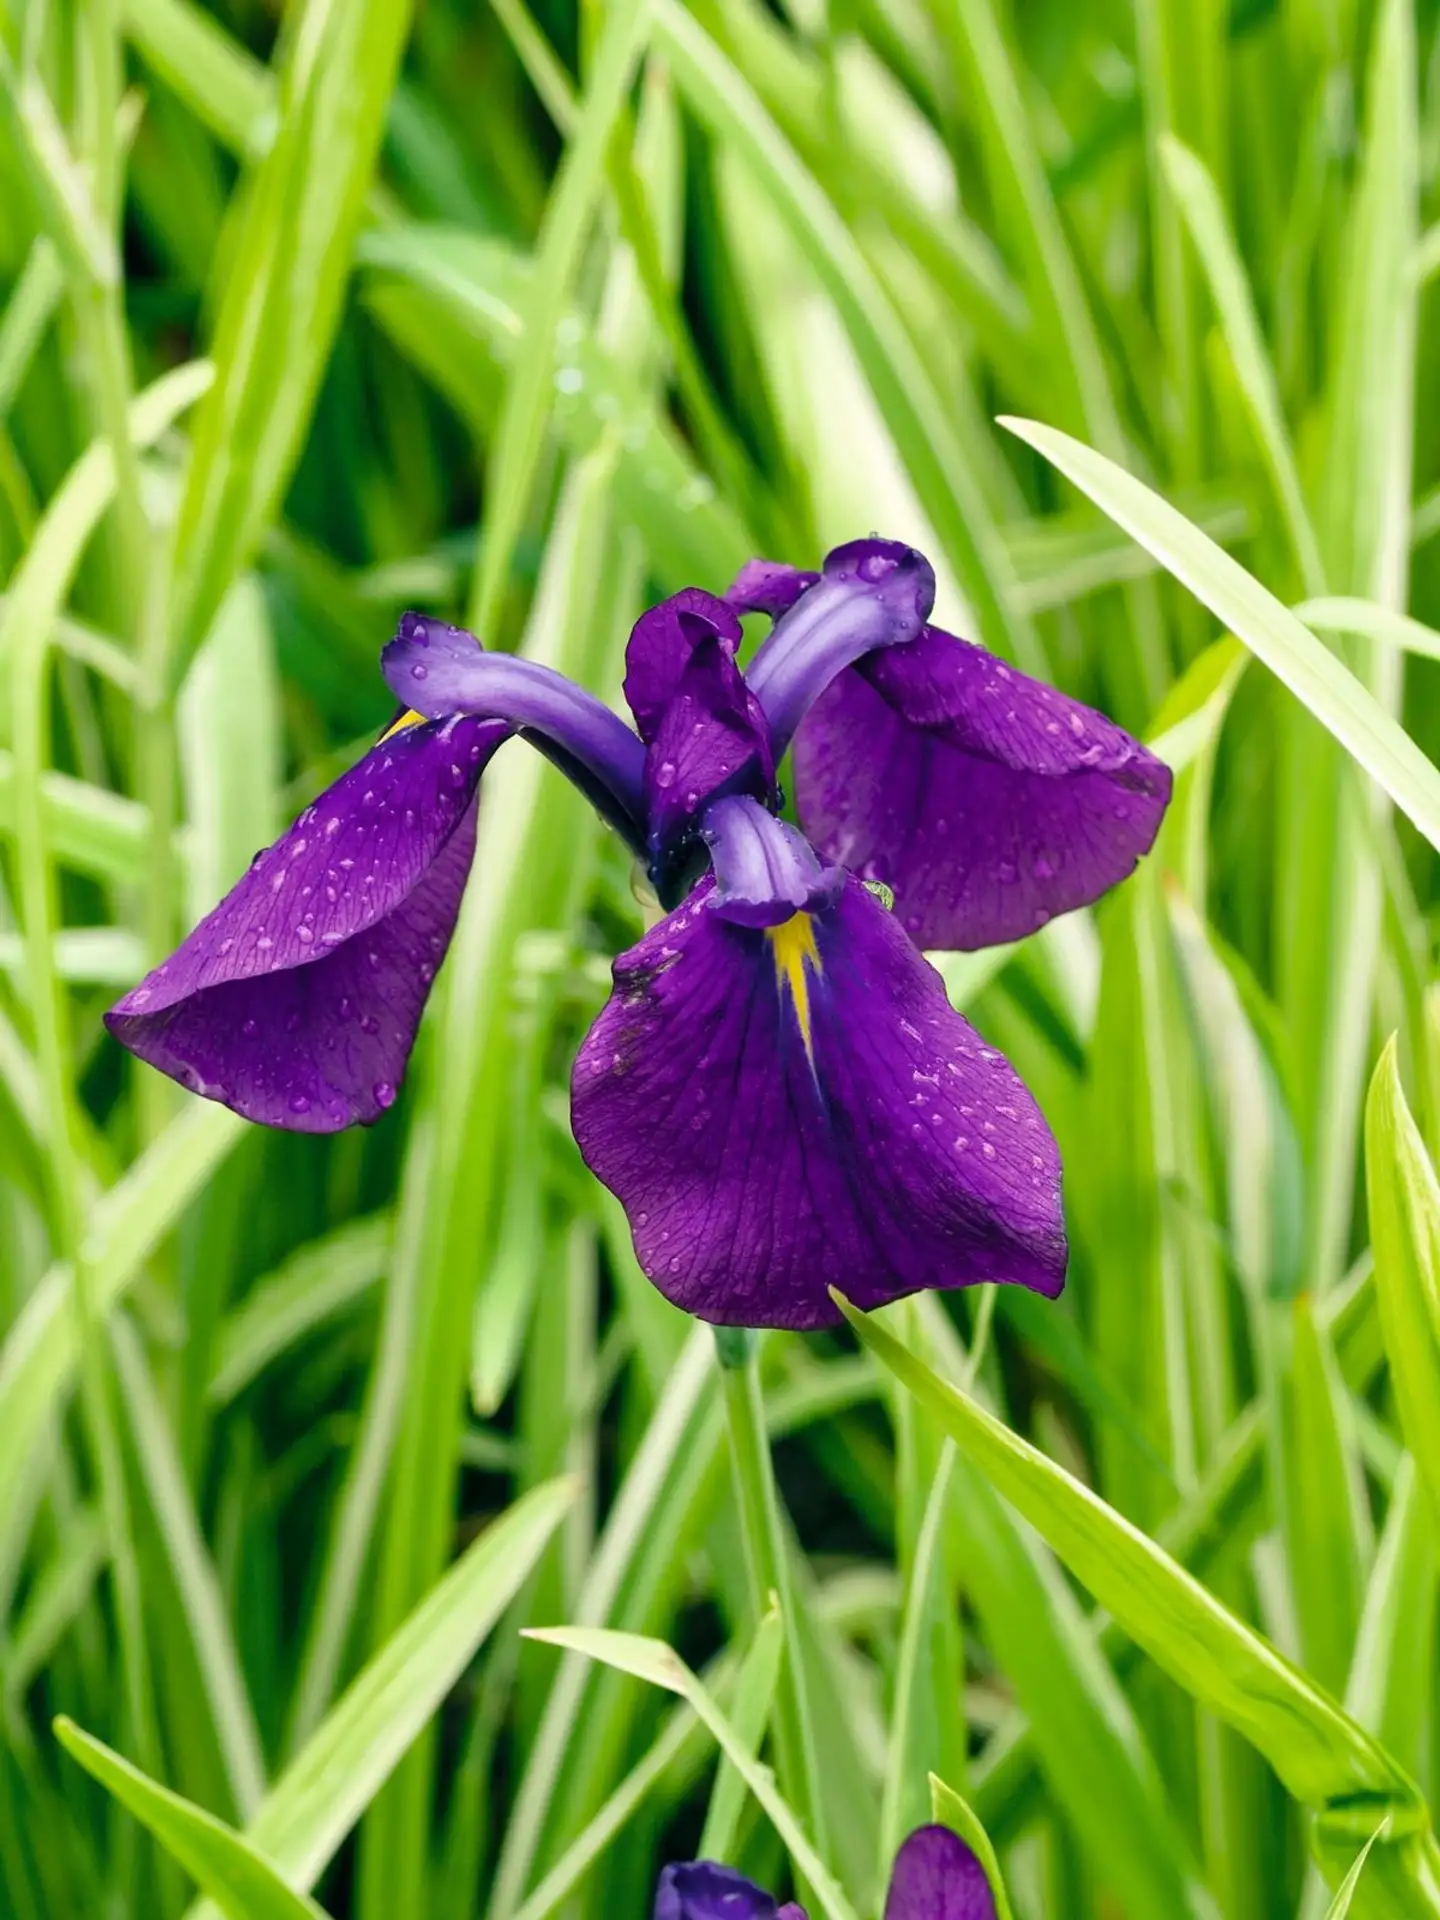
[
  {"left": 106, "top": 536, "right": 1169, "bottom": 1329},
  {"left": 656, "top": 1824, "right": 1001, "bottom": 1919}
]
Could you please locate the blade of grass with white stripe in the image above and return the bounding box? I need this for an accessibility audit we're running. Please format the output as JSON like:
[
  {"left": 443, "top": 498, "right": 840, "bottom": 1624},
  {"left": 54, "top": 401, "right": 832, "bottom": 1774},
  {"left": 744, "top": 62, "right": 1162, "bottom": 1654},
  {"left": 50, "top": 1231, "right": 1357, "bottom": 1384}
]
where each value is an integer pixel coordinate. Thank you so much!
[
  {"left": 164, "top": 0, "right": 415, "bottom": 683},
  {"left": 998, "top": 417, "right": 1440, "bottom": 852},
  {"left": 110, "top": 1317, "right": 266, "bottom": 1821},
  {"left": 55, "top": 1721, "right": 328, "bottom": 1920},
  {"left": 463, "top": 0, "right": 650, "bottom": 640},
  {"left": 834, "top": 1296, "right": 1440, "bottom": 1907},
  {"left": 1364, "top": 1041, "right": 1440, "bottom": 1527},
  {"left": 651, "top": 0, "right": 1035, "bottom": 672},
  {"left": 523, "top": 1627, "right": 858, "bottom": 1920},
  {"left": 207, "top": 1216, "right": 392, "bottom": 1409},
  {"left": 0, "top": 1100, "right": 246, "bottom": 1562},
  {"left": 182, "top": 1479, "right": 576, "bottom": 1920},
  {"left": 1161, "top": 133, "right": 1325, "bottom": 596}
]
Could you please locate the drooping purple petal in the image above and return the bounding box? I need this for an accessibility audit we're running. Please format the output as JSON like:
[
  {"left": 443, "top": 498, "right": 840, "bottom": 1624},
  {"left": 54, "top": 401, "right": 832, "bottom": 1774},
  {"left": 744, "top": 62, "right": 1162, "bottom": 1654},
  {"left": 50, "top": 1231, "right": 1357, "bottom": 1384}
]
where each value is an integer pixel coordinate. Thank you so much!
[
  {"left": 653, "top": 1861, "right": 803, "bottom": 1920},
  {"left": 623, "top": 589, "right": 743, "bottom": 742},
  {"left": 572, "top": 874, "right": 1065, "bottom": 1329},
  {"left": 744, "top": 538, "right": 936, "bottom": 757},
  {"left": 725, "top": 559, "right": 818, "bottom": 618},
  {"left": 645, "top": 641, "right": 775, "bottom": 890},
  {"left": 702, "top": 795, "right": 840, "bottom": 929},
  {"left": 105, "top": 716, "right": 506, "bottom": 1131},
  {"left": 382, "top": 612, "right": 647, "bottom": 846},
  {"left": 793, "top": 627, "right": 1172, "bottom": 951},
  {"left": 884, "top": 1826, "right": 998, "bottom": 1920}
]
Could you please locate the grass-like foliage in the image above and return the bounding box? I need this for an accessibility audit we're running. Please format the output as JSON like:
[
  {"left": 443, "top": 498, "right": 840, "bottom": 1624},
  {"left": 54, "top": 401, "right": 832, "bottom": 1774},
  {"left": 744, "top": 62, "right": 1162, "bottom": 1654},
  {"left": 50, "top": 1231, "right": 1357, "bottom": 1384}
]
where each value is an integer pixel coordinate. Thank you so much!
[{"left": 2, "top": 0, "right": 1440, "bottom": 1915}]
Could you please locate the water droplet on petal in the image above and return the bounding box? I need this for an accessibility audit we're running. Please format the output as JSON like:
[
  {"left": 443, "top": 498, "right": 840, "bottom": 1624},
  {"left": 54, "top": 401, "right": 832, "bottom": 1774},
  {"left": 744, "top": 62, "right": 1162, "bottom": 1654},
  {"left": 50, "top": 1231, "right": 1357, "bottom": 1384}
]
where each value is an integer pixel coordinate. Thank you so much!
[
  {"left": 289, "top": 1094, "right": 311, "bottom": 1116},
  {"left": 411, "top": 663, "right": 428, "bottom": 681},
  {"left": 241, "top": 1018, "right": 258, "bottom": 1038},
  {"left": 654, "top": 760, "right": 677, "bottom": 789},
  {"left": 373, "top": 1081, "right": 396, "bottom": 1110}
]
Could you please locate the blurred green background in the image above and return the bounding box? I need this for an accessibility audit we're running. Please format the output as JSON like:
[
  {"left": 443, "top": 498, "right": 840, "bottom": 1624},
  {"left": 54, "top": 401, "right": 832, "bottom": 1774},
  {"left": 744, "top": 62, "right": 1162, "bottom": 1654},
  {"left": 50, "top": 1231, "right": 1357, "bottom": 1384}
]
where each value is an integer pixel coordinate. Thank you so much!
[{"left": 5, "top": 0, "right": 1440, "bottom": 1914}]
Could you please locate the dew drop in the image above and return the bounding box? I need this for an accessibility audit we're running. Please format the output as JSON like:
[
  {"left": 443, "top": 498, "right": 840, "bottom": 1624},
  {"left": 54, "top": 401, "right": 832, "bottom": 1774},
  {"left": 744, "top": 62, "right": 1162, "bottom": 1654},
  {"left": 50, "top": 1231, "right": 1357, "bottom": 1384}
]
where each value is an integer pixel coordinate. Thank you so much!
[
  {"left": 981, "top": 1141, "right": 997, "bottom": 1160},
  {"left": 373, "top": 1081, "right": 396, "bottom": 1110},
  {"left": 288, "top": 1094, "right": 311, "bottom": 1116},
  {"left": 241, "top": 1018, "right": 258, "bottom": 1037},
  {"left": 297, "top": 926, "right": 313, "bottom": 943},
  {"left": 411, "top": 663, "right": 428, "bottom": 681},
  {"left": 360, "top": 1014, "right": 380, "bottom": 1035},
  {"left": 1032, "top": 853, "right": 1055, "bottom": 880},
  {"left": 338, "top": 996, "right": 353, "bottom": 1019},
  {"left": 654, "top": 760, "right": 677, "bottom": 789},
  {"left": 859, "top": 551, "right": 895, "bottom": 583}
]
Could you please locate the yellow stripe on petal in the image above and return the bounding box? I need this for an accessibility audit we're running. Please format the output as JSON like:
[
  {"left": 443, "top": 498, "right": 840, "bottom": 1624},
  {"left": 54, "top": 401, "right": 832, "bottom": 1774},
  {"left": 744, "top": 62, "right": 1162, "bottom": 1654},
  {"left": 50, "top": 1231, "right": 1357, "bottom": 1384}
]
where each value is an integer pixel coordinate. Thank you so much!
[
  {"left": 766, "top": 910, "right": 822, "bottom": 1064},
  {"left": 380, "top": 708, "right": 428, "bottom": 741}
]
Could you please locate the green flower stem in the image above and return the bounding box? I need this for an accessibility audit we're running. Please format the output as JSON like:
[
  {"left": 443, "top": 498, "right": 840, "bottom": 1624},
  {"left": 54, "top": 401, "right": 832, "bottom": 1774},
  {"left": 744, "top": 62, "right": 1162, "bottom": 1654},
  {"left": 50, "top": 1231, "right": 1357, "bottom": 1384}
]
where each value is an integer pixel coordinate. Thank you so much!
[{"left": 713, "top": 1326, "right": 828, "bottom": 1870}]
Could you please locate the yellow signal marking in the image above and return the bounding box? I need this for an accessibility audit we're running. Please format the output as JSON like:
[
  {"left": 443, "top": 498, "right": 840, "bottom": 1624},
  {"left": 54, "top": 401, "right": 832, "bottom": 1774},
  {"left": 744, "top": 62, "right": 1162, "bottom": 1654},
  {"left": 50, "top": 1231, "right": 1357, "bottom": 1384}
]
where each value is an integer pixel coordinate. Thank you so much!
[
  {"left": 766, "top": 911, "right": 822, "bottom": 1064},
  {"left": 380, "top": 708, "right": 427, "bottom": 741}
]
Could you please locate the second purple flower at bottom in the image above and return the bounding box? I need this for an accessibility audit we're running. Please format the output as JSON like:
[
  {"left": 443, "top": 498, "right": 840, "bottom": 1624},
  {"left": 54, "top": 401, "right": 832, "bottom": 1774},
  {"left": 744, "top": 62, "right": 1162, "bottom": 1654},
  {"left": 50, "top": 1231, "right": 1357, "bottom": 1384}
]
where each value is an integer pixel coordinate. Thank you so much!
[{"left": 656, "top": 1825, "right": 1000, "bottom": 1920}]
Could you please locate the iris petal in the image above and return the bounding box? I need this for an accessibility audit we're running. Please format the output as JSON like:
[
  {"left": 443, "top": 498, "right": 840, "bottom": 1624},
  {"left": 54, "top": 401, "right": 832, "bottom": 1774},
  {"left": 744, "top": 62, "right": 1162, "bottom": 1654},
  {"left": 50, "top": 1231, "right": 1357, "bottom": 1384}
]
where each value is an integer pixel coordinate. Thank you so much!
[
  {"left": 645, "top": 641, "right": 774, "bottom": 894},
  {"left": 571, "top": 875, "right": 1065, "bottom": 1329},
  {"left": 883, "top": 1826, "right": 999, "bottom": 1920},
  {"left": 653, "top": 1861, "right": 802, "bottom": 1920},
  {"left": 105, "top": 715, "right": 506, "bottom": 1130},
  {"left": 793, "top": 627, "right": 1172, "bottom": 950},
  {"left": 725, "top": 559, "right": 818, "bottom": 618},
  {"left": 622, "top": 588, "right": 742, "bottom": 742},
  {"left": 744, "top": 539, "right": 936, "bottom": 758},
  {"left": 382, "top": 612, "right": 647, "bottom": 845},
  {"left": 702, "top": 795, "right": 839, "bottom": 929}
]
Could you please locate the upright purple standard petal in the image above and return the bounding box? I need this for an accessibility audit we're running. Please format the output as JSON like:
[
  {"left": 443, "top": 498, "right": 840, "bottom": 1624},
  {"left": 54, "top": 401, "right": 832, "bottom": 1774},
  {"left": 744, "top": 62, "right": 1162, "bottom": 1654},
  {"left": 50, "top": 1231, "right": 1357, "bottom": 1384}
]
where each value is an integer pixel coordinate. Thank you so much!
[
  {"left": 745, "top": 538, "right": 936, "bottom": 758},
  {"left": 884, "top": 1827, "right": 998, "bottom": 1920},
  {"left": 725, "top": 559, "right": 818, "bottom": 618},
  {"left": 572, "top": 874, "right": 1065, "bottom": 1329},
  {"left": 654, "top": 1861, "right": 805, "bottom": 1920},
  {"left": 793, "top": 627, "right": 1172, "bottom": 950},
  {"left": 623, "top": 589, "right": 743, "bottom": 742},
  {"left": 645, "top": 641, "right": 774, "bottom": 889},
  {"left": 105, "top": 715, "right": 506, "bottom": 1130}
]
